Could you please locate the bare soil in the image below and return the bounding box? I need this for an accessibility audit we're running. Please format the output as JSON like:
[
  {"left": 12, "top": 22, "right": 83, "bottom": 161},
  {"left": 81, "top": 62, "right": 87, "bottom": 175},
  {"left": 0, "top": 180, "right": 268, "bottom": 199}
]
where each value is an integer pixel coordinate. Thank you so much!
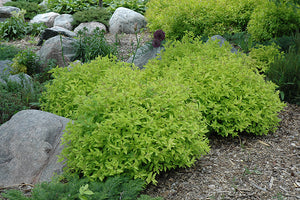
[{"left": 1, "top": 32, "right": 299, "bottom": 200}]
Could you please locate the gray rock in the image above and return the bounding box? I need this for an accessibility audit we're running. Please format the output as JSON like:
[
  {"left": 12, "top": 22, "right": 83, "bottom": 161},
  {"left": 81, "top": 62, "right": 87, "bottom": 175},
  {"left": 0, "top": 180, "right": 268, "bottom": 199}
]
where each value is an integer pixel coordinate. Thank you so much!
[
  {"left": 0, "top": 6, "right": 20, "bottom": 21},
  {"left": 30, "top": 12, "right": 60, "bottom": 28},
  {"left": 127, "top": 43, "right": 164, "bottom": 69},
  {"left": 38, "top": 26, "right": 77, "bottom": 46},
  {"left": 39, "top": 0, "right": 48, "bottom": 9},
  {"left": 37, "top": 35, "right": 78, "bottom": 68},
  {"left": 0, "top": 61, "right": 34, "bottom": 93},
  {"left": 74, "top": 22, "right": 107, "bottom": 35},
  {"left": 0, "top": 60, "right": 13, "bottom": 75},
  {"left": 53, "top": 14, "right": 73, "bottom": 30},
  {"left": 207, "top": 35, "right": 238, "bottom": 54},
  {"left": 0, "top": 110, "right": 70, "bottom": 187},
  {"left": 109, "top": 7, "right": 147, "bottom": 34}
]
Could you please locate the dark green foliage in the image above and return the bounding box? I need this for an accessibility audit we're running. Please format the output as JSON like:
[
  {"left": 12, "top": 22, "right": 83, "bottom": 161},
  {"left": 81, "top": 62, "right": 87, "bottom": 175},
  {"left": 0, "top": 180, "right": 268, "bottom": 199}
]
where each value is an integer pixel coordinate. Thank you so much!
[
  {"left": 0, "top": 10, "right": 46, "bottom": 40},
  {"left": 71, "top": 7, "right": 111, "bottom": 29},
  {"left": 266, "top": 33, "right": 300, "bottom": 104},
  {"left": 4, "top": 1, "right": 46, "bottom": 19},
  {"left": 0, "top": 74, "right": 42, "bottom": 125},
  {"left": 46, "top": 0, "right": 98, "bottom": 14},
  {"left": 73, "top": 27, "right": 117, "bottom": 63},
  {"left": 0, "top": 10, "right": 27, "bottom": 40},
  {"left": 144, "top": 34, "right": 285, "bottom": 137},
  {"left": 10, "top": 49, "right": 42, "bottom": 76},
  {"left": 0, "top": 44, "right": 20, "bottom": 60},
  {"left": 1, "top": 175, "right": 161, "bottom": 200},
  {"left": 223, "top": 32, "right": 256, "bottom": 53},
  {"left": 11, "top": 0, "right": 43, "bottom": 3}
]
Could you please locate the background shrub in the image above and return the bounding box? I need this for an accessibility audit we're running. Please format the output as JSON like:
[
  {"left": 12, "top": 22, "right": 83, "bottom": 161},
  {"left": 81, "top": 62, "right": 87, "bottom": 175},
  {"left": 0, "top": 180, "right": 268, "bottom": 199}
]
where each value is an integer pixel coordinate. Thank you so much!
[
  {"left": 266, "top": 34, "right": 300, "bottom": 105},
  {"left": 104, "top": 0, "right": 149, "bottom": 14},
  {"left": 71, "top": 7, "right": 111, "bottom": 29},
  {"left": 0, "top": 10, "right": 27, "bottom": 40},
  {"left": 10, "top": 48, "right": 42, "bottom": 76},
  {"left": 144, "top": 34, "right": 285, "bottom": 137},
  {"left": 247, "top": 0, "right": 300, "bottom": 42},
  {"left": 41, "top": 56, "right": 209, "bottom": 184},
  {"left": 0, "top": 10, "right": 46, "bottom": 40},
  {"left": 46, "top": 0, "right": 98, "bottom": 14},
  {"left": 248, "top": 43, "right": 284, "bottom": 72},
  {"left": 145, "top": 0, "right": 261, "bottom": 40},
  {"left": 4, "top": 1, "right": 46, "bottom": 19},
  {"left": 11, "top": 0, "right": 43, "bottom": 3},
  {"left": 0, "top": 74, "right": 42, "bottom": 125}
]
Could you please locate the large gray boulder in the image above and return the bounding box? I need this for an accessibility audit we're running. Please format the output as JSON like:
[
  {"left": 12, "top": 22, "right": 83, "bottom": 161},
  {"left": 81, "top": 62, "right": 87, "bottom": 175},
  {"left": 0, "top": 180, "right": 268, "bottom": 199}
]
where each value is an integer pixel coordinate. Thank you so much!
[
  {"left": 30, "top": 12, "right": 60, "bottom": 28},
  {"left": 74, "top": 22, "right": 107, "bottom": 35},
  {"left": 127, "top": 43, "right": 164, "bottom": 69},
  {"left": 37, "top": 35, "right": 78, "bottom": 68},
  {"left": 0, "top": 6, "right": 20, "bottom": 22},
  {"left": 109, "top": 7, "right": 147, "bottom": 34},
  {"left": 53, "top": 14, "right": 73, "bottom": 30},
  {"left": 0, "top": 110, "right": 70, "bottom": 187}
]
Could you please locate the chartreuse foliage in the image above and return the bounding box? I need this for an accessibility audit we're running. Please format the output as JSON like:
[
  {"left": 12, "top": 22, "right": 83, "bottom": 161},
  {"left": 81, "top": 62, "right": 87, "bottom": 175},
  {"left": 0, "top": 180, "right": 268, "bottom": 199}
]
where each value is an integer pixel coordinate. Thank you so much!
[
  {"left": 59, "top": 62, "right": 209, "bottom": 184},
  {"left": 145, "top": 0, "right": 261, "bottom": 40},
  {"left": 1, "top": 175, "right": 162, "bottom": 200},
  {"left": 42, "top": 56, "right": 209, "bottom": 184},
  {"left": 40, "top": 57, "right": 117, "bottom": 118},
  {"left": 144, "top": 34, "right": 286, "bottom": 137},
  {"left": 248, "top": 43, "right": 284, "bottom": 72},
  {"left": 247, "top": 0, "right": 300, "bottom": 42}
]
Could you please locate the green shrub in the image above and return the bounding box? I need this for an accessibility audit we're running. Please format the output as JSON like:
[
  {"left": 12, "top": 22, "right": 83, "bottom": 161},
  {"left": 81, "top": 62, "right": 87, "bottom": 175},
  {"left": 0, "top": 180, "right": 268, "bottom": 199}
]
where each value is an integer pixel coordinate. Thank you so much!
[
  {"left": 41, "top": 56, "right": 209, "bottom": 184},
  {"left": 145, "top": 0, "right": 261, "bottom": 40},
  {"left": 71, "top": 7, "right": 111, "bottom": 29},
  {"left": 104, "top": 0, "right": 149, "bottom": 14},
  {"left": 0, "top": 10, "right": 27, "bottom": 40},
  {"left": 47, "top": 0, "right": 98, "bottom": 14},
  {"left": 10, "top": 49, "right": 42, "bottom": 76},
  {"left": 73, "top": 28, "right": 117, "bottom": 63},
  {"left": 266, "top": 35, "right": 300, "bottom": 105},
  {"left": 1, "top": 175, "right": 162, "bottom": 200},
  {"left": 247, "top": 0, "right": 300, "bottom": 42},
  {"left": 0, "top": 10, "right": 46, "bottom": 40},
  {"left": 4, "top": 1, "right": 46, "bottom": 19},
  {"left": 143, "top": 33, "right": 285, "bottom": 137},
  {"left": 0, "top": 44, "right": 20, "bottom": 60},
  {"left": 249, "top": 43, "right": 284, "bottom": 72},
  {"left": 11, "top": 0, "right": 43, "bottom": 3}
]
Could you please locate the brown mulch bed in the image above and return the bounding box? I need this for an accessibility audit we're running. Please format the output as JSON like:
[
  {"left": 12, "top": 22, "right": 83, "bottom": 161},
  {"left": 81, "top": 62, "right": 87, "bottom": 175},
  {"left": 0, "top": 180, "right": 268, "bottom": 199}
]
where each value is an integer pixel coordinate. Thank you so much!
[
  {"left": 143, "top": 103, "right": 300, "bottom": 200},
  {"left": 1, "top": 32, "right": 299, "bottom": 200}
]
